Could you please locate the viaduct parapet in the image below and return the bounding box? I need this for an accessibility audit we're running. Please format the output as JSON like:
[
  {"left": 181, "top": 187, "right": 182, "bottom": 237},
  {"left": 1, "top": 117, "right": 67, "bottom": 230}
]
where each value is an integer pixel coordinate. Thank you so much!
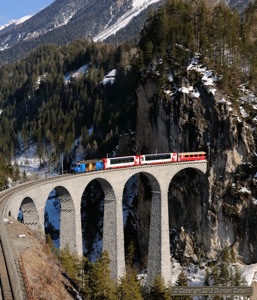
[{"left": 3, "top": 161, "right": 207, "bottom": 284}]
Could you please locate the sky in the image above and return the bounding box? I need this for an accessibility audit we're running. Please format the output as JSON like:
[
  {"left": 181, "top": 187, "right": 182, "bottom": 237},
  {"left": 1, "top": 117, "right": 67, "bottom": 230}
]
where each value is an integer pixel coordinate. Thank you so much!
[{"left": 0, "top": 0, "right": 54, "bottom": 26}]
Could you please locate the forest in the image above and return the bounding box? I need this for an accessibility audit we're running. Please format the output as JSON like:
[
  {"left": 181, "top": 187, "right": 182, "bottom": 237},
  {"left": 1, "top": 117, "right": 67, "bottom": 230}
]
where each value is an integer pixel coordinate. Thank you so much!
[
  {"left": 55, "top": 245, "right": 247, "bottom": 299},
  {"left": 1, "top": 0, "right": 257, "bottom": 298},
  {"left": 0, "top": 0, "right": 257, "bottom": 187}
]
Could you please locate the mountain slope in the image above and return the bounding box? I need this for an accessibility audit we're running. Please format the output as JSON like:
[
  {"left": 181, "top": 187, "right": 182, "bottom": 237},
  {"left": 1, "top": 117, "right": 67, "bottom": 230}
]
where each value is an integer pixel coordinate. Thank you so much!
[
  {"left": 0, "top": 0, "right": 253, "bottom": 65},
  {"left": 0, "top": 0, "right": 164, "bottom": 65},
  {"left": 93, "top": 0, "right": 161, "bottom": 41},
  {"left": 1, "top": 0, "right": 257, "bottom": 282}
]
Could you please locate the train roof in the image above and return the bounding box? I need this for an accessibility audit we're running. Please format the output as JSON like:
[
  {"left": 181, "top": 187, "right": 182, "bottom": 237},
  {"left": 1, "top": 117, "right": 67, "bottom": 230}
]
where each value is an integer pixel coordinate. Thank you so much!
[
  {"left": 141, "top": 152, "right": 172, "bottom": 156},
  {"left": 179, "top": 151, "right": 206, "bottom": 155},
  {"left": 104, "top": 155, "right": 136, "bottom": 159},
  {"left": 76, "top": 159, "right": 103, "bottom": 164}
]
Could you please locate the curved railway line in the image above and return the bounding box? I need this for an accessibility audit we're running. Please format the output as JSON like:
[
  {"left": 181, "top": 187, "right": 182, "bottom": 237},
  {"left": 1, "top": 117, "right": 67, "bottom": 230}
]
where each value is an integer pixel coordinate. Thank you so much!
[
  {"left": 0, "top": 237, "right": 13, "bottom": 300},
  {"left": 0, "top": 176, "right": 70, "bottom": 300},
  {"left": 0, "top": 184, "right": 32, "bottom": 300},
  {"left": 0, "top": 174, "right": 74, "bottom": 300},
  {"left": 0, "top": 160, "right": 207, "bottom": 299}
]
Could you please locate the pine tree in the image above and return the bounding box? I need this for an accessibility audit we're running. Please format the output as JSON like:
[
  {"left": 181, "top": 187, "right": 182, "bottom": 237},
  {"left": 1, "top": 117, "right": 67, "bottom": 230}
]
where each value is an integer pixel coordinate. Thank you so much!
[
  {"left": 45, "top": 234, "right": 57, "bottom": 255},
  {"left": 176, "top": 271, "right": 188, "bottom": 286},
  {"left": 126, "top": 240, "right": 136, "bottom": 267},
  {"left": 219, "top": 263, "right": 230, "bottom": 286},
  {"left": 147, "top": 275, "right": 171, "bottom": 300},
  {"left": 118, "top": 266, "right": 143, "bottom": 300},
  {"left": 175, "top": 271, "right": 192, "bottom": 300},
  {"left": 12, "top": 161, "right": 20, "bottom": 182},
  {"left": 87, "top": 250, "right": 118, "bottom": 300},
  {"left": 58, "top": 244, "right": 81, "bottom": 281},
  {"left": 22, "top": 170, "right": 28, "bottom": 182},
  {"left": 203, "top": 248, "right": 248, "bottom": 300},
  {"left": 80, "top": 256, "right": 91, "bottom": 296}
]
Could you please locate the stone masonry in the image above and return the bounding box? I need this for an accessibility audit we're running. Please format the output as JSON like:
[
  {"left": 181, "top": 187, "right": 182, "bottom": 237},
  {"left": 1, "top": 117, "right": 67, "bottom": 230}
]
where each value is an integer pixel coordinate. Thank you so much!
[{"left": 4, "top": 161, "right": 207, "bottom": 283}]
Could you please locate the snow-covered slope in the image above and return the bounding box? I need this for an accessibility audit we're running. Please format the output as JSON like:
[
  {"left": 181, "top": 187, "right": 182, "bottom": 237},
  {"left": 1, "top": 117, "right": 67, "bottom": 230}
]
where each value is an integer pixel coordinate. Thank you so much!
[
  {"left": 0, "top": 16, "right": 32, "bottom": 32},
  {"left": 94, "top": 0, "right": 160, "bottom": 41},
  {"left": 0, "top": 0, "right": 164, "bottom": 64},
  {"left": 0, "top": 0, "right": 89, "bottom": 53}
]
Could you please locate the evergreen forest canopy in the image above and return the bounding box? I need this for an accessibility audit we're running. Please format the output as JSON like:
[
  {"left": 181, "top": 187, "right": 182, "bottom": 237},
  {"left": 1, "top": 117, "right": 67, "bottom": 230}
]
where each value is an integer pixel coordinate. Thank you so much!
[{"left": 1, "top": 0, "right": 257, "bottom": 185}]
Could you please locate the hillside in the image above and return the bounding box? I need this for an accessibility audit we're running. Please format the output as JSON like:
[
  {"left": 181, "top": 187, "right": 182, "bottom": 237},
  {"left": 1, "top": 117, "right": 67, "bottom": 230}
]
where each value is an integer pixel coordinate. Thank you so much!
[
  {"left": 5, "top": 218, "right": 77, "bottom": 299},
  {"left": 2, "top": 0, "right": 257, "bottom": 296}
]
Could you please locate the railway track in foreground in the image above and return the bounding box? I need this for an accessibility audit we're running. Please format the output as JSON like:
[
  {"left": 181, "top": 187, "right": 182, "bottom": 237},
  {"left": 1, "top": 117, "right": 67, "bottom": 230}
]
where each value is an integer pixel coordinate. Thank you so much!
[
  {"left": 0, "top": 188, "right": 17, "bottom": 300},
  {"left": 0, "top": 176, "right": 71, "bottom": 300},
  {"left": 0, "top": 182, "right": 39, "bottom": 300},
  {"left": 0, "top": 237, "right": 14, "bottom": 300}
]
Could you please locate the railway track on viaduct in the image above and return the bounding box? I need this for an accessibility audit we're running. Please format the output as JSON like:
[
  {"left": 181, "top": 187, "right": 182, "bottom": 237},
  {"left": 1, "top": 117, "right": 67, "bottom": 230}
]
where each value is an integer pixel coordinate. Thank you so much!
[{"left": 0, "top": 161, "right": 208, "bottom": 299}]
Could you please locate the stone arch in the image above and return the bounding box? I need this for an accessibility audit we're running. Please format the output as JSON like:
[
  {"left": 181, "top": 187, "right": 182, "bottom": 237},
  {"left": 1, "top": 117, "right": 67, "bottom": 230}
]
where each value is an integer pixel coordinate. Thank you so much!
[
  {"left": 120, "top": 171, "right": 162, "bottom": 283},
  {"left": 97, "top": 177, "right": 119, "bottom": 264},
  {"left": 168, "top": 167, "right": 210, "bottom": 264},
  {"left": 19, "top": 197, "right": 40, "bottom": 230},
  {"left": 80, "top": 177, "right": 120, "bottom": 278},
  {"left": 169, "top": 165, "right": 207, "bottom": 182},
  {"left": 50, "top": 186, "right": 76, "bottom": 253},
  {"left": 80, "top": 179, "right": 105, "bottom": 260}
]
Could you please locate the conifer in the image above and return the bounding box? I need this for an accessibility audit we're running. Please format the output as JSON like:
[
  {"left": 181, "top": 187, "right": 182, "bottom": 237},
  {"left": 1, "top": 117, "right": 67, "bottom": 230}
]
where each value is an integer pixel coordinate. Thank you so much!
[
  {"left": 45, "top": 234, "right": 58, "bottom": 256},
  {"left": 118, "top": 266, "right": 143, "bottom": 300},
  {"left": 87, "top": 250, "right": 118, "bottom": 300},
  {"left": 147, "top": 275, "right": 171, "bottom": 300},
  {"left": 175, "top": 271, "right": 192, "bottom": 300},
  {"left": 58, "top": 244, "right": 81, "bottom": 281}
]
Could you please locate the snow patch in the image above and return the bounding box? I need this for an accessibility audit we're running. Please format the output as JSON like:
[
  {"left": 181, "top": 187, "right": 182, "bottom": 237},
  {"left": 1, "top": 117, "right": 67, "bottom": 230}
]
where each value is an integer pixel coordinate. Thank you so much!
[
  {"left": 102, "top": 69, "right": 117, "bottom": 85},
  {"left": 241, "top": 263, "right": 257, "bottom": 285},
  {"left": 64, "top": 64, "right": 89, "bottom": 83},
  {"left": 0, "top": 15, "right": 31, "bottom": 32},
  {"left": 239, "top": 187, "right": 251, "bottom": 194},
  {"left": 187, "top": 59, "right": 218, "bottom": 95}
]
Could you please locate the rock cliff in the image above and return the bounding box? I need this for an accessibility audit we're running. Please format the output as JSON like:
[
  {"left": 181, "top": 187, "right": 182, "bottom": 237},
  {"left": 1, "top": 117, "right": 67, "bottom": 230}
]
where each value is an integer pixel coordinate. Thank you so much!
[{"left": 134, "top": 61, "right": 257, "bottom": 266}]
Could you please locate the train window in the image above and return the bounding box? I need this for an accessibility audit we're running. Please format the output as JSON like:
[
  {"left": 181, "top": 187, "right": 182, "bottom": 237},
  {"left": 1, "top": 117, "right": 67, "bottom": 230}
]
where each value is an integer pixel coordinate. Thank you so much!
[
  {"left": 145, "top": 154, "right": 171, "bottom": 161},
  {"left": 110, "top": 157, "right": 134, "bottom": 164},
  {"left": 145, "top": 156, "right": 152, "bottom": 161}
]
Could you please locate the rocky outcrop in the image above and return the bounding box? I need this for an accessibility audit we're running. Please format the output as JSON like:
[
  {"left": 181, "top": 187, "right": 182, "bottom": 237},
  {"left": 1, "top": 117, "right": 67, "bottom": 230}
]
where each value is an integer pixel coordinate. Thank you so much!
[{"left": 134, "top": 64, "right": 257, "bottom": 266}]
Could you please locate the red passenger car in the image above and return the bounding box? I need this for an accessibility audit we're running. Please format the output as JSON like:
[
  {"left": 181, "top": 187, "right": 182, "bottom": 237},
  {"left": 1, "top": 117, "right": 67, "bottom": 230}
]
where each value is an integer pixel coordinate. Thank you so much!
[{"left": 178, "top": 152, "right": 206, "bottom": 161}]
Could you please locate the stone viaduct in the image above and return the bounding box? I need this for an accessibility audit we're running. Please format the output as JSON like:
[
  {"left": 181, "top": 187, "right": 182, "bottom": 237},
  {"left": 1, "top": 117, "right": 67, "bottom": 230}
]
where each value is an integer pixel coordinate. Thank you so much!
[{"left": 3, "top": 160, "right": 207, "bottom": 284}]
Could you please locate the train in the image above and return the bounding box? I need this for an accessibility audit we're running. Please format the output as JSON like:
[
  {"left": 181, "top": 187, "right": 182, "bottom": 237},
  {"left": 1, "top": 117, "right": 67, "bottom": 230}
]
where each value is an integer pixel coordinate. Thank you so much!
[{"left": 70, "top": 151, "right": 206, "bottom": 174}]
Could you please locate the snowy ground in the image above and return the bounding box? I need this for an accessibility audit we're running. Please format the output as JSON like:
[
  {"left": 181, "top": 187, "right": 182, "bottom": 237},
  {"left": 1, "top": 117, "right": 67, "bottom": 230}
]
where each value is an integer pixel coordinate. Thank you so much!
[{"left": 12, "top": 148, "right": 59, "bottom": 184}]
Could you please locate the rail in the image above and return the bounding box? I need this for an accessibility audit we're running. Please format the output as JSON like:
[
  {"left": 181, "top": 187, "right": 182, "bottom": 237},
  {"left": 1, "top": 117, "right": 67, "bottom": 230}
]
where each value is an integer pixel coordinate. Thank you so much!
[
  {"left": 0, "top": 184, "right": 36, "bottom": 300},
  {"left": 0, "top": 236, "right": 14, "bottom": 300}
]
